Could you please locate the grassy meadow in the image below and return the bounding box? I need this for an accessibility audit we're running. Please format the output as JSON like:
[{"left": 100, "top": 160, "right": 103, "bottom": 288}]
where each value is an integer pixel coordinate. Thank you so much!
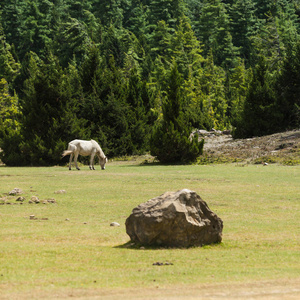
[{"left": 0, "top": 160, "right": 299, "bottom": 298}]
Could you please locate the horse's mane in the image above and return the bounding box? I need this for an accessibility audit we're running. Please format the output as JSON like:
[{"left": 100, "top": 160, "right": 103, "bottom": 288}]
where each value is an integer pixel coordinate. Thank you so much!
[{"left": 91, "top": 139, "right": 106, "bottom": 159}]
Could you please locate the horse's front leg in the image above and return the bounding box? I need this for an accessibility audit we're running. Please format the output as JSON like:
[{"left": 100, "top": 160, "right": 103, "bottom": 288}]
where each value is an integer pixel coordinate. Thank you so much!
[
  {"left": 69, "top": 153, "right": 73, "bottom": 170},
  {"left": 74, "top": 153, "right": 80, "bottom": 170},
  {"left": 90, "top": 153, "right": 95, "bottom": 170}
]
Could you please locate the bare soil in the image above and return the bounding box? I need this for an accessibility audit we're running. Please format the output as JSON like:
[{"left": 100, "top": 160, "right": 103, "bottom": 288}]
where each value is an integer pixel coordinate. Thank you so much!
[
  {"left": 98, "top": 279, "right": 300, "bottom": 299},
  {"left": 201, "top": 129, "right": 300, "bottom": 165},
  {"left": 4, "top": 279, "right": 299, "bottom": 299}
]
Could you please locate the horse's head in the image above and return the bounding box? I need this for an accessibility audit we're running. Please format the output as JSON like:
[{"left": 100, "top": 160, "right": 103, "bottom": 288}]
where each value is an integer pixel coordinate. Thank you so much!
[{"left": 99, "top": 155, "right": 108, "bottom": 170}]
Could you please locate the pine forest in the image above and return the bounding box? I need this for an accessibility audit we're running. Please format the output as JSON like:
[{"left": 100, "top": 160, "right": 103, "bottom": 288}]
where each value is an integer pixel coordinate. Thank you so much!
[{"left": 0, "top": 0, "right": 300, "bottom": 165}]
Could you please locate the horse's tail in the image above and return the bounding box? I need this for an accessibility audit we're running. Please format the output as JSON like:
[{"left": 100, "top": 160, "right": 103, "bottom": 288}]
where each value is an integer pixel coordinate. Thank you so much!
[{"left": 62, "top": 150, "right": 73, "bottom": 157}]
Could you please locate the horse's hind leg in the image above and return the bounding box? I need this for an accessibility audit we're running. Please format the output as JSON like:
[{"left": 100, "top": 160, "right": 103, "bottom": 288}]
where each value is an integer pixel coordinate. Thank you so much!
[
  {"left": 69, "top": 153, "right": 73, "bottom": 170},
  {"left": 74, "top": 153, "right": 80, "bottom": 170},
  {"left": 90, "top": 153, "right": 95, "bottom": 170}
]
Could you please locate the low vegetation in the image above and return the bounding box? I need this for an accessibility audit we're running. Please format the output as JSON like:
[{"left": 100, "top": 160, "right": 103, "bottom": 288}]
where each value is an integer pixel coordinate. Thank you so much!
[{"left": 0, "top": 162, "right": 299, "bottom": 298}]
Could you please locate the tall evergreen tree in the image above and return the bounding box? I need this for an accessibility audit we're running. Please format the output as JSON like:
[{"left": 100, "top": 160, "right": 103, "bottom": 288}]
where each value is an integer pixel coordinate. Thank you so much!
[
  {"left": 274, "top": 41, "right": 300, "bottom": 130},
  {"left": 195, "top": 0, "right": 239, "bottom": 69},
  {"left": 123, "top": 0, "right": 149, "bottom": 41},
  {"left": 18, "top": 0, "right": 54, "bottom": 59},
  {"left": 0, "top": 0, "right": 25, "bottom": 53},
  {"left": 150, "top": 63, "right": 204, "bottom": 163},
  {"left": 93, "top": 0, "right": 127, "bottom": 28},
  {"left": 200, "top": 51, "right": 228, "bottom": 129},
  {"left": 228, "top": 0, "right": 258, "bottom": 65},
  {"left": 65, "top": 0, "right": 92, "bottom": 22},
  {"left": 251, "top": 0, "right": 300, "bottom": 71},
  {"left": 149, "top": 20, "right": 173, "bottom": 61},
  {"left": 19, "top": 52, "right": 82, "bottom": 165},
  {"left": 170, "top": 16, "right": 204, "bottom": 77},
  {"left": 80, "top": 44, "right": 101, "bottom": 94},
  {"left": 251, "top": 14, "right": 285, "bottom": 71},
  {"left": 0, "top": 78, "right": 23, "bottom": 165},
  {"left": 0, "top": 23, "right": 20, "bottom": 82},
  {"left": 147, "top": 0, "right": 185, "bottom": 30},
  {"left": 80, "top": 53, "right": 133, "bottom": 157},
  {"left": 100, "top": 25, "right": 127, "bottom": 68},
  {"left": 226, "top": 58, "right": 250, "bottom": 126},
  {"left": 54, "top": 17, "right": 92, "bottom": 67},
  {"left": 125, "top": 68, "right": 152, "bottom": 153},
  {"left": 234, "top": 56, "right": 277, "bottom": 138}
]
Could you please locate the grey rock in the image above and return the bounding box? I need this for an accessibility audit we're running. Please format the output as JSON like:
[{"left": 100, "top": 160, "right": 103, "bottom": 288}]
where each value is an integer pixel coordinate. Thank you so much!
[
  {"left": 16, "top": 196, "right": 25, "bottom": 202},
  {"left": 9, "top": 188, "right": 23, "bottom": 195},
  {"left": 110, "top": 222, "right": 120, "bottom": 227},
  {"left": 125, "top": 189, "right": 223, "bottom": 247}
]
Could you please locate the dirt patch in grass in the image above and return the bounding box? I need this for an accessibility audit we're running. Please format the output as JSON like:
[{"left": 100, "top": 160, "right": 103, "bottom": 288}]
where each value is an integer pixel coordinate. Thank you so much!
[
  {"left": 200, "top": 129, "right": 300, "bottom": 165},
  {"left": 99, "top": 279, "right": 300, "bottom": 299},
  {"left": 2, "top": 278, "right": 299, "bottom": 299}
]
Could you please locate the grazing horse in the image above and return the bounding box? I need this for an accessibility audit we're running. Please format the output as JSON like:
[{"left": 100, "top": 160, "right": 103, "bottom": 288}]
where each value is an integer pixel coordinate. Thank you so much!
[{"left": 62, "top": 139, "right": 107, "bottom": 170}]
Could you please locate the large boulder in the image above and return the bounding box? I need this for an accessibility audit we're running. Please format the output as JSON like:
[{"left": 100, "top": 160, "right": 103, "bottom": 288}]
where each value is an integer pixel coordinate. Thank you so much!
[{"left": 125, "top": 189, "right": 223, "bottom": 247}]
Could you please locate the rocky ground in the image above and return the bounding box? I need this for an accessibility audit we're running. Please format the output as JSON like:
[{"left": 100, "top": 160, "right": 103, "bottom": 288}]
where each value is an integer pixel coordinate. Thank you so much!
[{"left": 198, "top": 129, "right": 300, "bottom": 165}]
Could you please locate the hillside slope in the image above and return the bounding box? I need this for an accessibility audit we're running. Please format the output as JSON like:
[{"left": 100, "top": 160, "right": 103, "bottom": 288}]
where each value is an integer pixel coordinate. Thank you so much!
[{"left": 201, "top": 129, "right": 300, "bottom": 165}]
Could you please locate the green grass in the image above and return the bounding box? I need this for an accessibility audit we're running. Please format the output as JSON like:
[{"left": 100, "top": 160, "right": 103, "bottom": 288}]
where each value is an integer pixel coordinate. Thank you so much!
[{"left": 0, "top": 162, "right": 299, "bottom": 297}]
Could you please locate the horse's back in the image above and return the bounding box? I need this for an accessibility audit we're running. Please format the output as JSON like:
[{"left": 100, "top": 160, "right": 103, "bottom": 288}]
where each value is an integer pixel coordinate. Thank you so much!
[
  {"left": 68, "top": 139, "right": 103, "bottom": 156},
  {"left": 69, "top": 139, "right": 91, "bottom": 148},
  {"left": 73, "top": 140, "right": 96, "bottom": 155},
  {"left": 69, "top": 139, "right": 88, "bottom": 145}
]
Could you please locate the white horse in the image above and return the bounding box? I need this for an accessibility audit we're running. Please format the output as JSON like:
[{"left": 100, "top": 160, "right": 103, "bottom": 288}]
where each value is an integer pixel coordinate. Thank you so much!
[{"left": 62, "top": 139, "right": 107, "bottom": 170}]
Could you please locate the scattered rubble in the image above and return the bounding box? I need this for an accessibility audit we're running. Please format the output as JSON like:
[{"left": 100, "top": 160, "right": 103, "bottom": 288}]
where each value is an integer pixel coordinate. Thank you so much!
[
  {"left": 1, "top": 189, "right": 60, "bottom": 205},
  {"left": 9, "top": 188, "right": 23, "bottom": 196},
  {"left": 110, "top": 222, "right": 120, "bottom": 227},
  {"left": 197, "top": 129, "right": 300, "bottom": 164},
  {"left": 29, "top": 215, "right": 49, "bottom": 220},
  {"left": 54, "top": 190, "right": 66, "bottom": 194}
]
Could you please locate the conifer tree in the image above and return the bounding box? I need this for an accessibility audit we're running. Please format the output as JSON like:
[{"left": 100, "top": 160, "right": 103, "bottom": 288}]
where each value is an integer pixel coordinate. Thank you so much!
[
  {"left": 100, "top": 25, "right": 127, "bottom": 68},
  {"left": 200, "top": 51, "right": 228, "bottom": 129},
  {"left": 149, "top": 20, "right": 173, "bottom": 61},
  {"left": 0, "top": 0, "right": 25, "bottom": 52},
  {"left": 0, "top": 23, "right": 20, "bottom": 82},
  {"left": 80, "top": 44, "right": 101, "bottom": 94},
  {"left": 228, "top": 0, "right": 258, "bottom": 65},
  {"left": 0, "top": 78, "right": 23, "bottom": 165},
  {"left": 226, "top": 58, "right": 250, "bottom": 127},
  {"left": 126, "top": 68, "right": 151, "bottom": 153},
  {"left": 150, "top": 63, "right": 204, "bottom": 163},
  {"left": 251, "top": 1, "right": 300, "bottom": 70},
  {"left": 19, "top": 52, "right": 81, "bottom": 165},
  {"left": 65, "top": 0, "right": 92, "bottom": 22},
  {"left": 234, "top": 56, "right": 276, "bottom": 137},
  {"left": 18, "top": 0, "right": 54, "bottom": 59},
  {"left": 183, "top": 68, "right": 214, "bottom": 130},
  {"left": 123, "top": 0, "right": 149, "bottom": 41},
  {"left": 81, "top": 54, "right": 133, "bottom": 157},
  {"left": 274, "top": 41, "right": 300, "bottom": 130},
  {"left": 192, "top": 0, "right": 239, "bottom": 69},
  {"left": 93, "top": 0, "right": 125, "bottom": 28},
  {"left": 147, "top": 0, "right": 185, "bottom": 29},
  {"left": 251, "top": 14, "right": 284, "bottom": 71},
  {"left": 170, "top": 16, "right": 204, "bottom": 77},
  {"left": 54, "top": 17, "right": 92, "bottom": 67}
]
